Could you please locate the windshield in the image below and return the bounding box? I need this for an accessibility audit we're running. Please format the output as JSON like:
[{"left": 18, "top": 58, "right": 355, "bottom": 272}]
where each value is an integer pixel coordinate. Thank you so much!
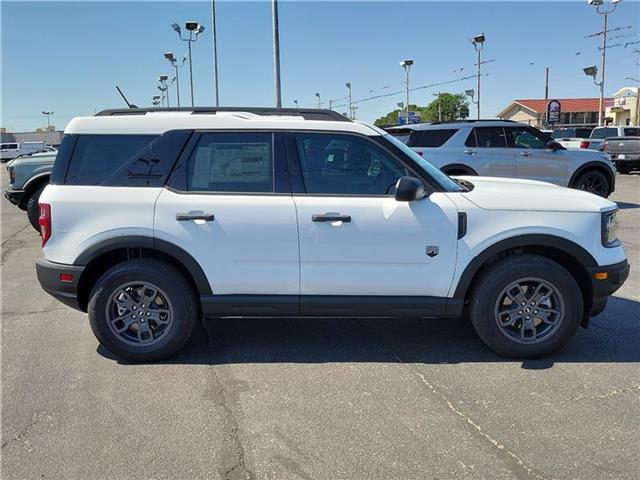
[{"left": 382, "top": 134, "right": 464, "bottom": 192}]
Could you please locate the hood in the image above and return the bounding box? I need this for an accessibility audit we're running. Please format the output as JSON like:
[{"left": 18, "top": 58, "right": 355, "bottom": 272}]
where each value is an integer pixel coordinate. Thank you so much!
[
  {"left": 9, "top": 152, "right": 57, "bottom": 167},
  {"left": 455, "top": 176, "right": 616, "bottom": 213}
]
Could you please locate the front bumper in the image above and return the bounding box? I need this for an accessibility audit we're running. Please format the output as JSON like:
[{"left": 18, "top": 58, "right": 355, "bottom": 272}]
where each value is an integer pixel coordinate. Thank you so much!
[
  {"left": 35, "top": 257, "right": 85, "bottom": 311},
  {"left": 4, "top": 186, "right": 25, "bottom": 206},
  {"left": 587, "top": 259, "right": 630, "bottom": 317}
]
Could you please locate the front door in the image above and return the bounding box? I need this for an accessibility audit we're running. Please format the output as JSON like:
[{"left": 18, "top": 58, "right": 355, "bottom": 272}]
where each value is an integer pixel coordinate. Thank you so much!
[
  {"left": 288, "top": 131, "right": 459, "bottom": 315},
  {"left": 154, "top": 131, "right": 299, "bottom": 298}
]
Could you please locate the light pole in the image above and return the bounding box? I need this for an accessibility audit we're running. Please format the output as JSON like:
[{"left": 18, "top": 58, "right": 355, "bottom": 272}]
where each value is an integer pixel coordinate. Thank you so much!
[
  {"left": 624, "top": 77, "right": 640, "bottom": 125},
  {"left": 211, "top": 0, "right": 220, "bottom": 106},
  {"left": 157, "top": 85, "right": 167, "bottom": 107},
  {"left": 315, "top": 92, "right": 321, "bottom": 108},
  {"left": 587, "top": 0, "right": 623, "bottom": 126},
  {"left": 172, "top": 21, "right": 205, "bottom": 107},
  {"left": 345, "top": 82, "right": 353, "bottom": 119},
  {"left": 293, "top": 99, "right": 299, "bottom": 108},
  {"left": 272, "top": 0, "right": 282, "bottom": 107},
  {"left": 158, "top": 74, "right": 170, "bottom": 107},
  {"left": 471, "top": 33, "right": 485, "bottom": 120},
  {"left": 41, "top": 111, "right": 53, "bottom": 131},
  {"left": 583, "top": 65, "right": 602, "bottom": 125},
  {"left": 152, "top": 96, "right": 161, "bottom": 108},
  {"left": 433, "top": 92, "right": 443, "bottom": 122},
  {"left": 164, "top": 52, "right": 186, "bottom": 107},
  {"left": 400, "top": 59, "right": 413, "bottom": 124}
]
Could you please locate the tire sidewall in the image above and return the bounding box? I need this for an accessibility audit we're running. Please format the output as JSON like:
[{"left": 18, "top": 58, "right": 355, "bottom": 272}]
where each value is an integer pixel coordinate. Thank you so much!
[
  {"left": 470, "top": 255, "right": 583, "bottom": 358},
  {"left": 575, "top": 170, "right": 610, "bottom": 197},
  {"left": 26, "top": 186, "right": 44, "bottom": 232},
  {"left": 88, "top": 260, "right": 197, "bottom": 361}
]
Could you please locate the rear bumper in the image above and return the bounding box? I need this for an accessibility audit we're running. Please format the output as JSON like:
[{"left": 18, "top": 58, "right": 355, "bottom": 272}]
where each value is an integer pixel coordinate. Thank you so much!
[
  {"left": 588, "top": 259, "right": 630, "bottom": 317},
  {"left": 35, "top": 257, "right": 85, "bottom": 311},
  {"left": 4, "top": 187, "right": 25, "bottom": 206}
]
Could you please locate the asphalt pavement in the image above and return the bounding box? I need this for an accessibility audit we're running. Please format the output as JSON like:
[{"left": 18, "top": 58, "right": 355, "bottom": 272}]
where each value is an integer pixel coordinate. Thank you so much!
[{"left": 2, "top": 170, "right": 639, "bottom": 480}]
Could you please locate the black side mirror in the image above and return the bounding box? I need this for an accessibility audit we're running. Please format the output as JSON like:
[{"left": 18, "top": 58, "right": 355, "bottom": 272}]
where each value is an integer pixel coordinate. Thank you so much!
[
  {"left": 395, "top": 176, "right": 425, "bottom": 202},
  {"left": 546, "top": 140, "right": 562, "bottom": 151}
]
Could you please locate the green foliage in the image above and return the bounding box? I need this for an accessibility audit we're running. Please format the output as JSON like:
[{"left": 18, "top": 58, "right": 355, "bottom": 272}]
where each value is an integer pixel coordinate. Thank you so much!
[{"left": 373, "top": 93, "right": 470, "bottom": 127}]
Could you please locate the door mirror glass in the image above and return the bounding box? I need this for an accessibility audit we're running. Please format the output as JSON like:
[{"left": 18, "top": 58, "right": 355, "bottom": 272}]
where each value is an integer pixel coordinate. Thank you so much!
[
  {"left": 545, "top": 140, "right": 562, "bottom": 151},
  {"left": 394, "top": 176, "right": 425, "bottom": 202}
]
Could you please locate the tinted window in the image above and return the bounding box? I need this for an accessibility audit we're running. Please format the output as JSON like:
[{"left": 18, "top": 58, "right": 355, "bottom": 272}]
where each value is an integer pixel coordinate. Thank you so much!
[
  {"left": 466, "top": 127, "right": 507, "bottom": 148},
  {"left": 590, "top": 128, "right": 617, "bottom": 139},
  {"left": 623, "top": 128, "right": 640, "bottom": 136},
  {"left": 295, "top": 133, "right": 406, "bottom": 195},
  {"left": 2, "top": 143, "right": 18, "bottom": 149},
  {"left": 65, "top": 135, "right": 157, "bottom": 185},
  {"left": 408, "top": 129, "right": 457, "bottom": 148},
  {"left": 507, "top": 127, "right": 547, "bottom": 149},
  {"left": 551, "top": 128, "right": 575, "bottom": 139},
  {"left": 187, "top": 132, "right": 273, "bottom": 193}
]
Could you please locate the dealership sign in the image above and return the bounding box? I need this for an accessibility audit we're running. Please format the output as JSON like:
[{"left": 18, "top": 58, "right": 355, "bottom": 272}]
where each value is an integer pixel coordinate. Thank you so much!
[{"left": 546, "top": 99, "right": 561, "bottom": 124}]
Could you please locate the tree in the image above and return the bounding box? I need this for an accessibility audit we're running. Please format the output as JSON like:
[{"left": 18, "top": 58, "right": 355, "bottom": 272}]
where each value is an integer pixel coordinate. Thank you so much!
[{"left": 373, "top": 92, "right": 470, "bottom": 127}]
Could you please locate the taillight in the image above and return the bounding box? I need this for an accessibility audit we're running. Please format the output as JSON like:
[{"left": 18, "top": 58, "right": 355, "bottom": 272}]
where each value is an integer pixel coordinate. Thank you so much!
[
  {"left": 602, "top": 141, "right": 608, "bottom": 152},
  {"left": 579, "top": 141, "right": 590, "bottom": 149},
  {"left": 38, "top": 203, "right": 51, "bottom": 246}
]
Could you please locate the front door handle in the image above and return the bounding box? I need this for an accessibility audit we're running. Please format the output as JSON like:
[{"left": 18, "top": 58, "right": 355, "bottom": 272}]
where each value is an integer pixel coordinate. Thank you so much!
[
  {"left": 519, "top": 151, "right": 532, "bottom": 157},
  {"left": 312, "top": 214, "right": 351, "bottom": 223},
  {"left": 176, "top": 213, "right": 215, "bottom": 221},
  {"left": 463, "top": 149, "right": 476, "bottom": 155}
]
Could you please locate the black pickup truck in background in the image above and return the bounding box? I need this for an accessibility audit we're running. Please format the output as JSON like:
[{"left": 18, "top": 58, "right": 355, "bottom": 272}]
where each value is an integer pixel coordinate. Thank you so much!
[{"left": 604, "top": 137, "right": 640, "bottom": 174}]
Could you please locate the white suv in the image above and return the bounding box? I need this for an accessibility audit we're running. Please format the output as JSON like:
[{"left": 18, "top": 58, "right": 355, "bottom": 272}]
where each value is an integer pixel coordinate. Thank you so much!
[
  {"left": 387, "top": 120, "right": 616, "bottom": 197},
  {"left": 36, "top": 108, "right": 629, "bottom": 361}
]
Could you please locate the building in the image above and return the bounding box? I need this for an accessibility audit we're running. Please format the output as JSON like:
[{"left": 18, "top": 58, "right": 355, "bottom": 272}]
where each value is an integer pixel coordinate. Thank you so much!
[
  {"left": 497, "top": 98, "right": 614, "bottom": 128},
  {"left": 607, "top": 87, "right": 639, "bottom": 126},
  {"left": 0, "top": 130, "right": 64, "bottom": 147}
]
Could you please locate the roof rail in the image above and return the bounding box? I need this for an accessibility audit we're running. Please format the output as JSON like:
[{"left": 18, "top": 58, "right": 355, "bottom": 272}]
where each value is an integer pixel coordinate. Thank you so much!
[
  {"left": 94, "top": 107, "right": 352, "bottom": 122},
  {"left": 429, "top": 119, "right": 516, "bottom": 125}
]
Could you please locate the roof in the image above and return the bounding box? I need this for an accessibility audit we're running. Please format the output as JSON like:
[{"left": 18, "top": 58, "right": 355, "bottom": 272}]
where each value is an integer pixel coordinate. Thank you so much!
[
  {"left": 65, "top": 109, "right": 378, "bottom": 136},
  {"left": 501, "top": 98, "right": 614, "bottom": 116},
  {"left": 386, "top": 120, "right": 518, "bottom": 131}
]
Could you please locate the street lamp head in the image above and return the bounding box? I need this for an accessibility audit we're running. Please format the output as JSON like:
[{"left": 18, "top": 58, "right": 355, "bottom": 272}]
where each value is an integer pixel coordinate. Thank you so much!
[
  {"left": 611, "top": 0, "right": 623, "bottom": 4},
  {"left": 345, "top": 82, "right": 351, "bottom": 88},
  {"left": 587, "top": 0, "right": 604, "bottom": 5},
  {"left": 465, "top": 89, "right": 475, "bottom": 98},
  {"left": 185, "top": 21, "right": 200, "bottom": 31},
  {"left": 196, "top": 25, "right": 205, "bottom": 35},
  {"left": 315, "top": 92, "right": 320, "bottom": 98},
  {"left": 164, "top": 52, "right": 175, "bottom": 61},
  {"left": 400, "top": 59, "right": 414, "bottom": 67},
  {"left": 583, "top": 65, "right": 598, "bottom": 77},
  {"left": 472, "top": 33, "right": 486, "bottom": 44},
  {"left": 397, "top": 102, "right": 404, "bottom": 109},
  {"left": 158, "top": 74, "right": 169, "bottom": 81},
  {"left": 153, "top": 95, "right": 160, "bottom": 100},
  {"left": 171, "top": 23, "right": 181, "bottom": 33}
]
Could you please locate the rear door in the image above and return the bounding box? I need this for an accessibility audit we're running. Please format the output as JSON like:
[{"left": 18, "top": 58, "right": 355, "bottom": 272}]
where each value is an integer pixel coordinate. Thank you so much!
[
  {"left": 506, "top": 126, "right": 570, "bottom": 185},
  {"left": 288, "top": 131, "right": 459, "bottom": 315},
  {"left": 154, "top": 131, "right": 300, "bottom": 299},
  {"left": 462, "top": 127, "right": 515, "bottom": 177}
]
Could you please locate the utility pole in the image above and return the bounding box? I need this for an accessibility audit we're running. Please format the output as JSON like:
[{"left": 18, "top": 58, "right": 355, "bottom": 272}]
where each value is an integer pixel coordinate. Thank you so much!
[
  {"left": 544, "top": 67, "right": 549, "bottom": 100},
  {"left": 346, "top": 82, "right": 352, "bottom": 119},
  {"left": 211, "top": 0, "right": 220, "bottom": 106},
  {"left": 272, "top": 0, "right": 282, "bottom": 107}
]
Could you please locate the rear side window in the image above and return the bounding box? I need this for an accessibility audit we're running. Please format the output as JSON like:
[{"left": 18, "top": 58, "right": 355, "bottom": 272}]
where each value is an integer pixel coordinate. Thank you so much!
[
  {"left": 65, "top": 135, "right": 157, "bottom": 185},
  {"left": 407, "top": 129, "right": 457, "bottom": 148},
  {"left": 465, "top": 127, "right": 507, "bottom": 148},
  {"left": 590, "top": 128, "right": 617, "bottom": 139},
  {"left": 2, "top": 143, "right": 18, "bottom": 149},
  {"left": 186, "top": 132, "right": 273, "bottom": 193},
  {"left": 623, "top": 128, "right": 640, "bottom": 136}
]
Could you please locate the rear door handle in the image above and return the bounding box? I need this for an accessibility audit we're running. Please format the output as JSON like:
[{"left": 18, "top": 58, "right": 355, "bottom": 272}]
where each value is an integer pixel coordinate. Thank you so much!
[
  {"left": 176, "top": 213, "right": 215, "bottom": 221},
  {"left": 312, "top": 214, "right": 351, "bottom": 223},
  {"left": 519, "top": 151, "right": 532, "bottom": 157}
]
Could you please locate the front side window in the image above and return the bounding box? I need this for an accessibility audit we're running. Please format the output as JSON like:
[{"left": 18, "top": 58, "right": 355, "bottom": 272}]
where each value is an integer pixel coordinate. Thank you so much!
[
  {"left": 65, "top": 134, "right": 157, "bottom": 185},
  {"left": 506, "top": 127, "right": 548, "bottom": 149},
  {"left": 187, "top": 132, "right": 273, "bottom": 193},
  {"left": 465, "top": 127, "right": 508, "bottom": 148},
  {"left": 295, "top": 133, "right": 406, "bottom": 195}
]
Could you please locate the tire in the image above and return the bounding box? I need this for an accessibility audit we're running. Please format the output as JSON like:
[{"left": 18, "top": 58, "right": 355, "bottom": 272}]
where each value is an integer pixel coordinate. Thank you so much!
[
  {"left": 88, "top": 259, "right": 198, "bottom": 362},
  {"left": 573, "top": 169, "right": 611, "bottom": 197},
  {"left": 469, "top": 254, "right": 583, "bottom": 358},
  {"left": 26, "top": 186, "right": 45, "bottom": 232}
]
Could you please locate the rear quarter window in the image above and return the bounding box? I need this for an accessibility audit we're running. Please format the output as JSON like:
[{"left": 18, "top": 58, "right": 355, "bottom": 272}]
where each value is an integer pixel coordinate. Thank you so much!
[{"left": 407, "top": 129, "right": 457, "bottom": 148}]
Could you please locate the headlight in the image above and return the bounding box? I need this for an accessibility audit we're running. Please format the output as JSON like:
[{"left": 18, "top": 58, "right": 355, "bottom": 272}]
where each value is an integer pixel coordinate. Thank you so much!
[
  {"left": 8, "top": 166, "right": 15, "bottom": 184},
  {"left": 601, "top": 209, "right": 620, "bottom": 247}
]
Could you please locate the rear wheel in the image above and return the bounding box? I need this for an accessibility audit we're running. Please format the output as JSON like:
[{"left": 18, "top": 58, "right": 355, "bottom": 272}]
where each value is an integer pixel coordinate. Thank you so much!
[
  {"left": 26, "top": 186, "right": 45, "bottom": 232},
  {"left": 88, "top": 259, "right": 198, "bottom": 361},
  {"left": 469, "top": 255, "right": 583, "bottom": 358},
  {"left": 573, "top": 169, "right": 611, "bottom": 197}
]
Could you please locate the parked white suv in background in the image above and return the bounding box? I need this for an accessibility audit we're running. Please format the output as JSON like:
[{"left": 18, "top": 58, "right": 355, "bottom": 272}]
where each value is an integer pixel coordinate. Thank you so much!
[
  {"left": 387, "top": 120, "right": 616, "bottom": 197},
  {"left": 36, "top": 108, "right": 629, "bottom": 361}
]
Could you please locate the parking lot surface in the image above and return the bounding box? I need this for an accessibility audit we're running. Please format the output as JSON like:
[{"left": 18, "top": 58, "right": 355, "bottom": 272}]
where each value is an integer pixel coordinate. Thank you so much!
[{"left": 2, "top": 170, "right": 639, "bottom": 480}]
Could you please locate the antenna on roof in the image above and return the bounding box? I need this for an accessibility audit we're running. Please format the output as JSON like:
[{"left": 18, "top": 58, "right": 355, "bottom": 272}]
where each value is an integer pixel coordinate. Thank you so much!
[{"left": 115, "top": 85, "right": 139, "bottom": 109}]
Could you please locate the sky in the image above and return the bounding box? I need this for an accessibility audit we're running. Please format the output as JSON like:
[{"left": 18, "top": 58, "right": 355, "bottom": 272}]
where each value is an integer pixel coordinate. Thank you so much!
[{"left": 1, "top": 0, "right": 639, "bottom": 132}]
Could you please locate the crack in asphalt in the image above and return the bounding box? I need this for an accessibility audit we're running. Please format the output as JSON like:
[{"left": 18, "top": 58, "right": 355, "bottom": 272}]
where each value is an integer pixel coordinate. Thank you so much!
[
  {"left": 1, "top": 416, "right": 46, "bottom": 449},
  {"left": 356, "top": 319, "right": 548, "bottom": 480},
  {"left": 2, "top": 306, "right": 67, "bottom": 316},
  {"left": 557, "top": 385, "right": 640, "bottom": 405},
  {"left": 203, "top": 324, "right": 254, "bottom": 480}
]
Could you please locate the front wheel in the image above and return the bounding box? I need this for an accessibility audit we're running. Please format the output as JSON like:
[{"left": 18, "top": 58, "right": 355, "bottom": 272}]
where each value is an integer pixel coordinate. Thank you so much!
[
  {"left": 573, "top": 169, "right": 611, "bottom": 197},
  {"left": 88, "top": 259, "right": 198, "bottom": 361},
  {"left": 26, "top": 186, "right": 45, "bottom": 232},
  {"left": 469, "top": 255, "right": 583, "bottom": 358}
]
